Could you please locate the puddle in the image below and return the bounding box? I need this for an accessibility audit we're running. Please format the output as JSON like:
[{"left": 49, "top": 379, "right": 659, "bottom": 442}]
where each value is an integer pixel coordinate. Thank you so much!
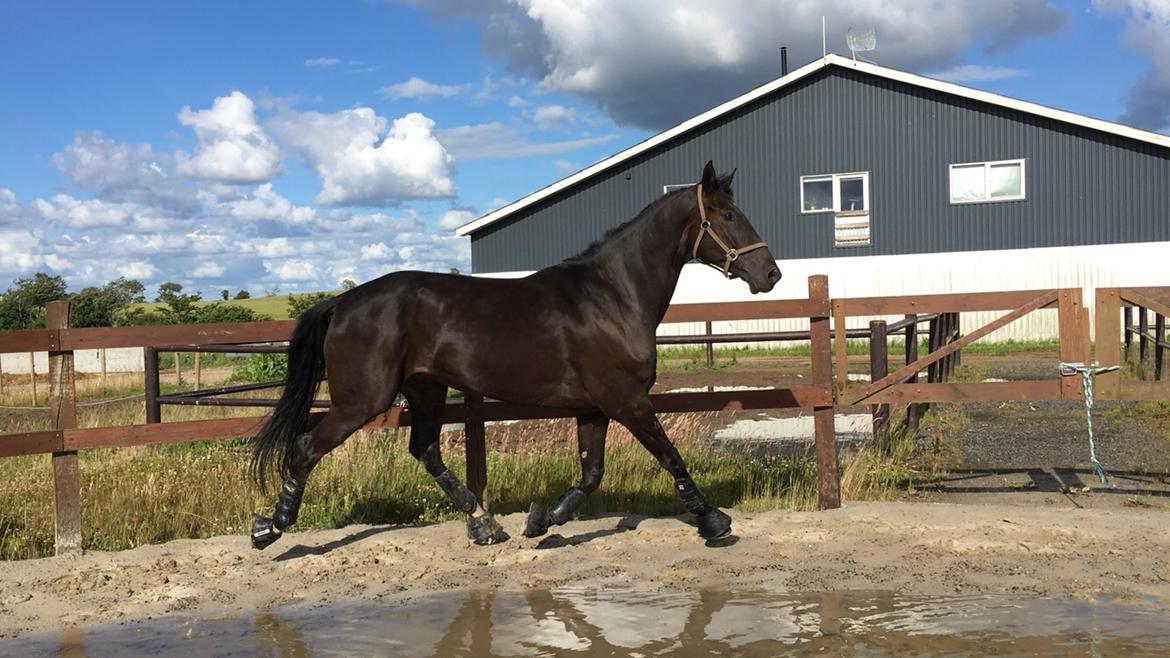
[{"left": 6, "top": 589, "right": 1170, "bottom": 657}]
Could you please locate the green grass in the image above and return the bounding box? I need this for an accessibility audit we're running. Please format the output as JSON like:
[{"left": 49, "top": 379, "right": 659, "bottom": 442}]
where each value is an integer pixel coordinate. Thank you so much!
[
  {"left": 0, "top": 426, "right": 925, "bottom": 560},
  {"left": 658, "top": 338, "right": 1061, "bottom": 363}
]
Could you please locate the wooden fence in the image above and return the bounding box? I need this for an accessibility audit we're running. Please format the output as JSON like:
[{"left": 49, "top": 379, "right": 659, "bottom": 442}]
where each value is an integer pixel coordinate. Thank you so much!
[{"left": 2, "top": 276, "right": 1169, "bottom": 556}]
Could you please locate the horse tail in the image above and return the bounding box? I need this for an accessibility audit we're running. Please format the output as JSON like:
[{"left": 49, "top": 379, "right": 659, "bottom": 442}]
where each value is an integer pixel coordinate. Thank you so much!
[{"left": 251, "top": 296, "right": 342, "bottom": 491}]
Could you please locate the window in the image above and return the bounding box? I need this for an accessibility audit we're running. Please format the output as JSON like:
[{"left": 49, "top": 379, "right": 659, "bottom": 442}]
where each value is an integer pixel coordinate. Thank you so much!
[
  {"left": 662, "top": 184, "right": 693, "bottom": 195},
  {"left": 800, "top": 172, "right": 869, "bottom": 213},
  {"left": 949, "top": 159, "right": 1025, "bottom": 203}
]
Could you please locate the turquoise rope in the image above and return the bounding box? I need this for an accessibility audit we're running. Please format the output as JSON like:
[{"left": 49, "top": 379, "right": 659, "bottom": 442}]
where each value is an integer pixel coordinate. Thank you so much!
[{"left": 1059, "top": 362, "right": 1120, "bottom": 485}]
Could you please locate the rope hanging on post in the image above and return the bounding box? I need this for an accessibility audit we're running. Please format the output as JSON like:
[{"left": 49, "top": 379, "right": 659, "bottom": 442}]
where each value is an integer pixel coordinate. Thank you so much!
[{"left": 1058, "top": 361, "right": 1120, "bottom": 485}]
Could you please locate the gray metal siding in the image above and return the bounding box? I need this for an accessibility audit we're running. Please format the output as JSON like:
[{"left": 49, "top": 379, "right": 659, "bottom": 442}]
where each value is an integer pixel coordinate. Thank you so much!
[{"left": 471, "top": 67, "right": 1170, "bottom": 273}]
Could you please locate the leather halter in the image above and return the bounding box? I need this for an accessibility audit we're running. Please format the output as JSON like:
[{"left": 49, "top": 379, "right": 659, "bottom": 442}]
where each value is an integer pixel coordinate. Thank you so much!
[{"left": 691, "top": 184, "right": 768, "bottom": 278}]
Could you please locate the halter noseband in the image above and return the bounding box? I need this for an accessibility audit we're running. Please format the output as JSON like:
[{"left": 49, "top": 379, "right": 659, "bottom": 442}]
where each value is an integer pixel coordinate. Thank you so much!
[{"left": 691, "top": 184, "right": 768, "bottom": 278}]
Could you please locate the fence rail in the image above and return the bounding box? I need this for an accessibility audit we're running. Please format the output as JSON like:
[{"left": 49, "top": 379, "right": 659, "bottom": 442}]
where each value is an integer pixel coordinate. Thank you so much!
[{"left": 3, "top": 277, "right": 1169, "bottom": 556}]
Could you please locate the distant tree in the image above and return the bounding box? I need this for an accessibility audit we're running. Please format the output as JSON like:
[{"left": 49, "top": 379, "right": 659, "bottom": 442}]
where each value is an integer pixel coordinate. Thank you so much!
[
  {"left": 233, "top": 290, "right": 251, "bottom": 300},
  {"left": 195, "top": 303, "right": 266, "bottom": 324},
  {"left": 70, "top": 277, "right": 147, "bottom": 328},
  {"left": 449, "top": 267, "right": 461, "bottom": 275},
  {"left": 155, "top": 282, "right": 202, "bottom": 324},
  {"left": 221, "top": 289, "right": 230, "bottom": 301},
  {"left": 0, "top": 273, "right": 69, "bottom": 330},
  {"left": 113, "top": 307, "right": 169, "bottom": 326},
  {"left": 340, "top": 278, "right": 357, "bottom": 291},
  {"left": 287, "top": 291, "right": 334, "bottom": 318}
]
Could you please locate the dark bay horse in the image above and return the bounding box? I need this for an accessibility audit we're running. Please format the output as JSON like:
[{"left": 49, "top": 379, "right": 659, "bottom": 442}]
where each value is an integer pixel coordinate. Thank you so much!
[{"left": 250, "top": 161, "right": 781, "bottom": 549}]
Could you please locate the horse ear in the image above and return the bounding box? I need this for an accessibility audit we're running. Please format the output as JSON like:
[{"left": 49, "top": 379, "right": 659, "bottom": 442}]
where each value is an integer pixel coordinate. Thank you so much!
[
  {"left": 701, "top": 160, "right": 717, "bottom": 193},
  {"left": 724, "top": 167, "right": 737, "bottom": 189}
]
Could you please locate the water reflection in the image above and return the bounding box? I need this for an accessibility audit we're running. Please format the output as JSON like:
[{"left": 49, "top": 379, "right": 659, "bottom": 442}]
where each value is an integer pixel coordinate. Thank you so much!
[{"left": 6, "top": 588, "right": 1170, "bottom": 656}]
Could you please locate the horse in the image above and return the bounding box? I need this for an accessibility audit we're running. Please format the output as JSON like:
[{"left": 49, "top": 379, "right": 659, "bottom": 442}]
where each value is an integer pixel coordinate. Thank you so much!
[{"left": 250, "top": 160, "right": 781, "bottom": 550}]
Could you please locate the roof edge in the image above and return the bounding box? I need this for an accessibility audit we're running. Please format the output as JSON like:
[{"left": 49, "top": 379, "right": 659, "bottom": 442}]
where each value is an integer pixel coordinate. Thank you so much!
[{"left": 457, "top": 53, "right": 1170, "bottom": 237}]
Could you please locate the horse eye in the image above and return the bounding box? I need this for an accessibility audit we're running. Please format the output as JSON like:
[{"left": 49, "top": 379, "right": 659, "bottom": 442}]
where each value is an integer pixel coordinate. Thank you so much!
[{"left": 723, "top": 211, "right": 734, "bottom": 221}]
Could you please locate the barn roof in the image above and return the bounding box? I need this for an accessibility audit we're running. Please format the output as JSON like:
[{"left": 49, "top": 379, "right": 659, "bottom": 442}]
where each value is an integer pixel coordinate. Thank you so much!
[{"left": 456, "top": 53, "right": 1170, "bottom": 237}]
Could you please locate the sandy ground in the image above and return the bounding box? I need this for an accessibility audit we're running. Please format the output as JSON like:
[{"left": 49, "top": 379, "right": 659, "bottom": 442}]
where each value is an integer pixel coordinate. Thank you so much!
[{"left": 2, "top": 501, "right": 1169, "bottom": 637}]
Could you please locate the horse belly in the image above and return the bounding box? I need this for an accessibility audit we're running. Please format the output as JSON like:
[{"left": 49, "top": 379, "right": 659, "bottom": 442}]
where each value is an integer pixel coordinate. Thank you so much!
[{"left": 420, "top": 324, "right": 589, "bottom": 407}]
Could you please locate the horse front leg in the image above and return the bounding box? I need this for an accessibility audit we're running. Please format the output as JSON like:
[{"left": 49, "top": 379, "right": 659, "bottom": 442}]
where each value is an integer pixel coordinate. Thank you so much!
[
  {"left": 404, "top": 380, "right": 509, "bottom": 545},
  {"left": 609, "top": 398, "right": 732, "bottom": 541},
  {"left": 523, "top": 411, "right": 608, "bottom": 538}
]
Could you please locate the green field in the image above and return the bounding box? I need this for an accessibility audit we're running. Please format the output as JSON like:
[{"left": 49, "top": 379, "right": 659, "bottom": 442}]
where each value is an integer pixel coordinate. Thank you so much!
[{"left": 131, "top": 290, "right": 341, "bottom": 320}]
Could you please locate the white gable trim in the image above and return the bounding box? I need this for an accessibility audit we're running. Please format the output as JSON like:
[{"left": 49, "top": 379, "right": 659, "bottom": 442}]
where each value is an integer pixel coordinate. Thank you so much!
[{"left": 457, "top": 54, "right": 1170, "bottom": 237}]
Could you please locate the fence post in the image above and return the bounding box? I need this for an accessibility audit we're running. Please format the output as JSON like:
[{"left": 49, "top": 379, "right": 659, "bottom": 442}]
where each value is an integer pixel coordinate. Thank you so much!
[
  {"left": 1094, "top": 288, "right": 1122, "bottom": 400},
  {"left": 704, "top": 320, "right": 714, "bottom": 369},
  {"left": 46, "top": 301, "right": 81, "bottom": 555},
  {"left": 926, "top": 315, "right": 940, "bottom": 384},
  {"left": 1123, "top": 306, "right": 1133, "bottom": 362},
  {"left": 144, "top": 347, "right": 161, "bottom": 424},
  {"left": 869, "top": 320, "right": 890, "bottom": 452},
  {"left": 1139, "top": 306, "right": 1149, "bottom": 373},
  {"left": 29, "top": 352, "right": 37, "bottom": 406},
  {"left": 904, "top": 314, "right": 922, "bottom": 433},
  {"left": 1156, "top": 314, "right": 1165, "bottom": 382},
  {"left": 809, "top": 275, "right": 839, "bottom": 510},
  {"left": 464, "top": 391, "right": 488, "bottom": 507},
  {"left": 1058, "top": 289, "right": 1087, "bottom": 400}
]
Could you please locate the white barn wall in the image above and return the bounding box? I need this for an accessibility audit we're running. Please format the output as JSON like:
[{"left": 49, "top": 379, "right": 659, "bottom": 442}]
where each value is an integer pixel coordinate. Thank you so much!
[{"left": 485, "top": 241, "right": 1170, "bottom": 343}]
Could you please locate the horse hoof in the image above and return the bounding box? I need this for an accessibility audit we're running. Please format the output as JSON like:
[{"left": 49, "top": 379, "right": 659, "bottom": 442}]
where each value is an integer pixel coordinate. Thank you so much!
[
  {"left": 251, "top": 514, "right": 283, "bottom": 550},
  {"left": 523, "top": 502, "right": 551, "bottom": 538},
  {"left": 697, "top": 508, "right": 732, "bottom": 541},
  {"left": 467, "top": 514, "right": 511, "bottom": 546}
]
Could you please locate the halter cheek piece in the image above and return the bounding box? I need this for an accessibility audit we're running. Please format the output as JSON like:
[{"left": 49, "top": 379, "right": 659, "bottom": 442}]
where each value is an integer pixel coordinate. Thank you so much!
[{"left": 691, "top": 184, "right": 768, "bottom": 278}]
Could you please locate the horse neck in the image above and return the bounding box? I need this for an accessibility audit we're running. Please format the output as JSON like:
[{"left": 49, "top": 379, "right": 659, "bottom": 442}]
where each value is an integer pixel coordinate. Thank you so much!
[{"left": 589, "top": 196, "right": 692, "bottom": 327}]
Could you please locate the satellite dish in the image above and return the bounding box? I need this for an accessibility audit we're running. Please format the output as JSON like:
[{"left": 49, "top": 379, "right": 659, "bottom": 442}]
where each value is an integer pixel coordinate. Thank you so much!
[{"left": 846, "top": 26, "right": 876, "bottom": 61}]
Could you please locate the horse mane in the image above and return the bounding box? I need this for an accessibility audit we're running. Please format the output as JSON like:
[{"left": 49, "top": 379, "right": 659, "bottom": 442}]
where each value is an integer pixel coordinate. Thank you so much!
[{"left": 567, "top": 186, "right": 692, "bottom": 262}]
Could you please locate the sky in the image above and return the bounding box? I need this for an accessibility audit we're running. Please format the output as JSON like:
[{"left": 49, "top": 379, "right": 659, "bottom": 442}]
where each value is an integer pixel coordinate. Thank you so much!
[{"left": 0, "top": 1, "right": 1168, "bottom": 298}]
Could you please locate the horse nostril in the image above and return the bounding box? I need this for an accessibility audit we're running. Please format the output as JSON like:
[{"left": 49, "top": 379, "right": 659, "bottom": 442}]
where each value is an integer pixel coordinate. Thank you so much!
[{"left": 767, "top": 268, "right": 782, "bottom": 284}]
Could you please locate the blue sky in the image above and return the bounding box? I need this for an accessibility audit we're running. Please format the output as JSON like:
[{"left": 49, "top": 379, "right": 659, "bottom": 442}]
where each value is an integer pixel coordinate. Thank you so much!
[{"left": 0, "top": 1, "right": 1167, "bottom": 298}]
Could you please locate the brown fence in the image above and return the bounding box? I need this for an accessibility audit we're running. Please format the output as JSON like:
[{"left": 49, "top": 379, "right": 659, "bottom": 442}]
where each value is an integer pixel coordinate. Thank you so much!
[{"left": 3, "top": 276, "right": 1170, "bottom": 556}]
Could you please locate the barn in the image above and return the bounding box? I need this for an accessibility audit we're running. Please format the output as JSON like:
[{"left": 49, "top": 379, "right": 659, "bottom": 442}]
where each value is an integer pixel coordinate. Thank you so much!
[{"left": 456, "top": 54, "right": 1170, "bottom": 339}]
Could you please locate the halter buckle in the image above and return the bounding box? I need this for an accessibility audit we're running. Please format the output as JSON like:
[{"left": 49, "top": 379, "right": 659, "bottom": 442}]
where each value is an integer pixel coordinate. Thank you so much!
[{"left": 726, "top": 250, "right": 738, "bottom": 262}]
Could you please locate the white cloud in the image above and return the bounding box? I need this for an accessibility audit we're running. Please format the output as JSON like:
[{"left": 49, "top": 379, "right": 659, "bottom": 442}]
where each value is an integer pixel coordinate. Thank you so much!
[
  {"left": 269, "top": 109, "right": 456, "bottom": 205},
  {"left": 51, "top": 131, "right": 199, "bottom": 212},
  {"left": 553, "top": 159, "right": 576, "bottom": 173},
  {"left": 118, "top": 261, "right": 157, "bottom": 279},
  {"left": 437, "top": 121, "right": 617, "bottom": 159},
  {"left": 533, "top": 104, "right": 576, "bottom": 129},
  {"left": 1094, "top": 0, "right": 1170, "bottom": 132},
  {"left": 380, "top": 76, "right": 468, "bottom": 98},
  {"left": 360, "top": 242, "right": 392, "bottom": 259},
  {"left": 221, "top": 183, "right": 316, "bottom": 223},
  {"left": 305, "top": 57, "right": 341, "bottom": 67},
  {"left": 0, "top": 229, "right": 50, "bottom": 275},
  {"left": 36, "top": 195, "right": 142, "bottom": 229},
  {"left": 927, "top": 64, "right": 1028, "bottom": 82},
  {"left": 0, "top": 188, "right": 14, "bottom": 203},
  {"left": 508, "top": 95, "right": 530, "bottom": 108},
  {"left": 438, "top": 209, "right": 475, "bottom": 230},
  {"left": 417, "top": 0, "right": 1067, "bottom": 129},
  {"left": 252, "top": 237, "right": 299, "bottom": 258},
  {"left": 192, "top": 261, "right": 225, "bottom": 278},
  {"left": 175, "top": 91, "right": 282, "bottom": 184},
  {"left": 264, "top": 259, "right": 320, "bottom": 281}
]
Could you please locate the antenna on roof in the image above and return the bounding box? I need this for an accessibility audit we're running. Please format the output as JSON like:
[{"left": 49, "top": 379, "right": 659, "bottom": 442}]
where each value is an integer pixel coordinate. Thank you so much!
[{"left": 846, "top": 26, "right": 876, "bottom": 62}]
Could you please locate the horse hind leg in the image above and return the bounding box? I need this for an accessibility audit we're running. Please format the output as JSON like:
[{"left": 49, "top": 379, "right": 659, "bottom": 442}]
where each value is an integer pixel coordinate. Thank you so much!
[
  {"left": 524, "top": 411, "right": 607, "bottom": 538},
  {"left": 403, "top": 378, "right": 509, "bottom": 545},
  {"left": 252, "top": 390, "right": 398, "bottom": 550}
]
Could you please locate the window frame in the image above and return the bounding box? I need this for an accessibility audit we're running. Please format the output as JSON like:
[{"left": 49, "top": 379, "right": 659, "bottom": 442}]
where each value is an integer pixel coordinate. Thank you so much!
[
  {"left": 800, "top": 171, "right": 870, "bottom": 214},
  {"left": 948, "top": 159, "right": 1026, "bottom": 204}
]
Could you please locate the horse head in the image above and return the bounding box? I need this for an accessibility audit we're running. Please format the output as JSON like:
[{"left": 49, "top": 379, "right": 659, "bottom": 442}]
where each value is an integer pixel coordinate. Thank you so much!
[{"left": 690, "top": 161, "right": 781, "bottom": 294}]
